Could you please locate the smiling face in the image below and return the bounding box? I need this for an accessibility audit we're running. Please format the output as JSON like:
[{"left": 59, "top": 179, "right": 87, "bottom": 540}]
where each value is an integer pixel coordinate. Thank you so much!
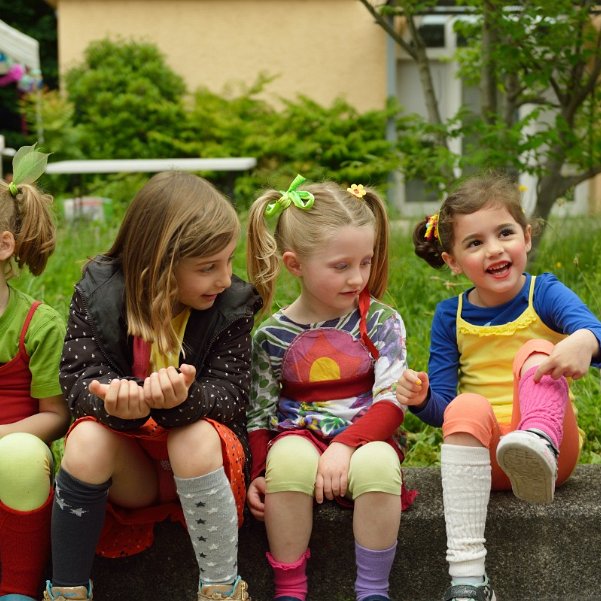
[
  {"left": 173, "top": 237, "right": 237, "bottom": 314},
  {"left": 283, "top": 224, "right": 375, "bottom": 322},
  {"left": 442, "top": 203, "right": 532, "bottom": 307}
]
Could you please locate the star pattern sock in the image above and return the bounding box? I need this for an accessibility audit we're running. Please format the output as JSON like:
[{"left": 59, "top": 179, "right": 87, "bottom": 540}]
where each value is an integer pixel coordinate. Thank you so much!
[
  {"left": 51, "top": 468, "right": 110, "bottom": 587},
  {"left": 176, "top": 467, "right": 238, "bottom": 585}
]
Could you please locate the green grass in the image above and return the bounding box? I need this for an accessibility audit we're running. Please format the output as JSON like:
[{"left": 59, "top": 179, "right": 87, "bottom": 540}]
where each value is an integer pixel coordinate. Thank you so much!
[{"left": 13, "top": 214, "right": 601, "bottom": 467}]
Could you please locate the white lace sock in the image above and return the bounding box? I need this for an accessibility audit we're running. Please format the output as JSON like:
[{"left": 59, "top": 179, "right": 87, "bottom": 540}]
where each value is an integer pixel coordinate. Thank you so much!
[{"left": 441, "top": 444, "right": 491, "bottom": 580}]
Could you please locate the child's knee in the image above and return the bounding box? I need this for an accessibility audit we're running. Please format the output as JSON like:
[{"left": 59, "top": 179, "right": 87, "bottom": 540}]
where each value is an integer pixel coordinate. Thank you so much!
[
  {"left": 348, "top": 442, "right": 401, "bottom": 498},
  {"left": 513, "top": 339, "right": 555, "bottom": 377},
  {"left": 62, "top": 419, "right": 120, "bottom": 476},
  {"left": 265, "top": 436, "right": 319, "bottom": 494},
  {"left": 0, "top": 432, "right": 52, "bottom": 509},
  {"left": 443, "top": 393, "right": 496, "bottom": 447}
]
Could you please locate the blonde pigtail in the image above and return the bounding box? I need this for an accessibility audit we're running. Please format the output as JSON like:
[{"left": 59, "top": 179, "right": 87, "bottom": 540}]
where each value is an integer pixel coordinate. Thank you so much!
[
  {"left": 11, "top": 183, "right": 56, "bottom": 276},
  {"left": 362, "top": 189, "right": 389, "bottom": 300},
  {"left": 246, "top": 191, "right": 282, "bottom": 317}
]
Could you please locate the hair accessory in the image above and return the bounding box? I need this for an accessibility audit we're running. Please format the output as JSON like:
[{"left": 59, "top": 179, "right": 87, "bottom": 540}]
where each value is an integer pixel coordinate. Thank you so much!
[
  {"left": 424, "top": 213, "right": 440, "bottom": 241},
  {"left": 8, "top": 143, "right": 50, "bottom": 197},
  {"left": 347, "top": 183, "right": 366, "bottom": 199},
  {"left": 265, "top": 174, "right": 315, "bottom": 218}
]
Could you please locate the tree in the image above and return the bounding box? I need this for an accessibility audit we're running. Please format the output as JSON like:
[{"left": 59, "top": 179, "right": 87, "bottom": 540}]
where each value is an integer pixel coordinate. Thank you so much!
[{"left": 359, "top": 0, "right": 601, "bottom": 248}]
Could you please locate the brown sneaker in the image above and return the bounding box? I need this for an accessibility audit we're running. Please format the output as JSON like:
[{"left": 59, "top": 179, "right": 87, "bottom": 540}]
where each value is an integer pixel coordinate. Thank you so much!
[
  {"left": 43, "top": 581, "right": 92, "bottom": 600},
  {"left": 197, "top": 577, "right": 251, "bottom": 600}
]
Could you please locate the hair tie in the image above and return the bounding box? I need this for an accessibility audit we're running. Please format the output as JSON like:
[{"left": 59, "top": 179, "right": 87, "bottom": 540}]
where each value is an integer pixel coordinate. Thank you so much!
[
  {"left": 347, "top": 183, "right": 366, "bottom": 199},
  {"left": 7, "top": 143, "right": 50, "bottom": 197},
  {"left": 424, "top": 213, "right": 440, "bottom": 241},
  {"left": 265, "top": 174, "right": 315, "bottom": 218}
]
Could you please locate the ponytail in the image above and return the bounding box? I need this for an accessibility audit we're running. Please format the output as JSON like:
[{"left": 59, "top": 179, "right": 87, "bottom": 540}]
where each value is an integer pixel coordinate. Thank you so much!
[
  {"left": 0, "top": 181, "right": 56, "bottom": 276},
  {"left": 246, "top": 190, "right": 282, "bottom": 316},
  {"left": 413, "top": 217, "right": 446, "bottom": 269},
  {"left": 362, "top": 189, "right": 389, "bottom": 299}
]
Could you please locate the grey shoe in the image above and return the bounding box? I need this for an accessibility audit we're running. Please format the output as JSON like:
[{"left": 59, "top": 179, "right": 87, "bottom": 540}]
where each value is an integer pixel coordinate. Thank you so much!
[{"left": 442, "top": 574, "right": 496, "bottom": 601}]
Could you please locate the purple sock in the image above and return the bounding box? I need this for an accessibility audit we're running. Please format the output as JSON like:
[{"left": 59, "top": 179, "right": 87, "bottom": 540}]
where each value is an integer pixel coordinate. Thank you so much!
[
  {"left": 354, "top": 540, "right": 396, "bottom": 601},
  {"left": 518, "top": 366, "right": 568, "bottom": 449}
]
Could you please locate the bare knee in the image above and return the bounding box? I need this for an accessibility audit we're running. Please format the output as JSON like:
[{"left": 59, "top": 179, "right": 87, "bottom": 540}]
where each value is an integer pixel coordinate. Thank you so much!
[
  {"left": 62, "top": 420, "right": 120, "bottom": 483},
  {"left": 168, "top": 420, "right": 223, "bottom": 477}
]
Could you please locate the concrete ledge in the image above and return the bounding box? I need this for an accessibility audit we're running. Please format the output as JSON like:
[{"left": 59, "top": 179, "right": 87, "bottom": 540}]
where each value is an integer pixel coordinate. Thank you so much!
[{"left": 86, "top": 465, "right": 601, "bottom": 601}]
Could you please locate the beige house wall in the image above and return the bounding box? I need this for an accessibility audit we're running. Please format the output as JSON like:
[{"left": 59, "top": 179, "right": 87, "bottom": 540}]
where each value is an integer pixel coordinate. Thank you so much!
[{"left": 52, "top": 0, "right": 388, "bottom": 112}]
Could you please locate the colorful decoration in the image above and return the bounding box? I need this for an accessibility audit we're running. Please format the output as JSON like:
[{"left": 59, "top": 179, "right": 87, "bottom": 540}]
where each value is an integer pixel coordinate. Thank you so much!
[
  {"left": 424, "top": 212, "right": 440, "bottom": 241},
  {"left": 347, "top": 183, "right": 366, "bottom": 199},
  {"left": 265, "top": 174, "right": 315, "bottom": 217}
]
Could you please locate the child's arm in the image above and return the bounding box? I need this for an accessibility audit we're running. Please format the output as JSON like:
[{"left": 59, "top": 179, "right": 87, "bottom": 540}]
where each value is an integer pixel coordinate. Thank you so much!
[
  {"left": 405, "top": 300, "right": 460, "bottom": 427},
  {"left": 534, "top": 329, "right": 600, "bottom": 381},
  {"left": 0, "top": 394, "right": 70, "bottom": 444},
  {"left": 315, "top": 442, "right": 355, "bottom": 503},
  {"left": 331, "top": 311, "right": 407, "bottom": 450},
  {"left": 88, "top": 378, "right": 150, "bottom": 420},
  {"left": 142, "top": 364, "right": 197, "bottom": 410},
  {"left": 151, "top": 315, "right": 254, "bottom": 429},
  {"left": 247, "top": 476, "right": 266, "bottom": 521},
  {"left": 534, "top": 273, "right": 601, "bottom": 380},
  {"left": 395, "top": 368, "right": 429, "bottom": 409},
  {"left": 246, "top": 335, "right": 281, "bottom": 519},
  {"left": 61, "top": 289, "right": 149, "bottom": 429}
]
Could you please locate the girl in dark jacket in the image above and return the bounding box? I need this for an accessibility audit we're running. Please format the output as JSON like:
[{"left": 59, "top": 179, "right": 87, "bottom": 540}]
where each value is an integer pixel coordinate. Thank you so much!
[{"left": 44, "top": 172, "right": 261, "bottom": 601}]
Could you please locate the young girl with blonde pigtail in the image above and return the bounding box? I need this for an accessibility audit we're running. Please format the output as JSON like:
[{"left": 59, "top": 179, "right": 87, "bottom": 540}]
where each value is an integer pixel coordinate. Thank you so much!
[
  {"left": 397, "top": 173, "right": 601, "bottom": 601},
  {"left": 0, "top": 146, "right": 70, "bottom": 601},
  {"left": 44, "top": 171, "right": 262, "bottom": 601},
  {"left": 246, "top": 175, "right": 416, "bottom": 601}
]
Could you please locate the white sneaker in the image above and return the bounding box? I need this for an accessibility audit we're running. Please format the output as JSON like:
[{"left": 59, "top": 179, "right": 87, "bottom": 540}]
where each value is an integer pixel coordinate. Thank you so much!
[{"left": 496, "top": 429, "right": 558, "bottom": 504}]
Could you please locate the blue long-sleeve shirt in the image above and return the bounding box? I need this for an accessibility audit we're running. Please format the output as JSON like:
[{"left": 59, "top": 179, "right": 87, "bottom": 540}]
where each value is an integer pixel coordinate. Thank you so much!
[{"left": 411, "top": 273, "right": 601, "bottom": 427}]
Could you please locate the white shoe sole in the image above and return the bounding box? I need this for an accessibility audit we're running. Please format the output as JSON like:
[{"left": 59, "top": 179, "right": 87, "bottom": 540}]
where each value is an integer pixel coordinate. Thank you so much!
[{"left": 496, "top": 433, "right": 556, "bottom": 504}]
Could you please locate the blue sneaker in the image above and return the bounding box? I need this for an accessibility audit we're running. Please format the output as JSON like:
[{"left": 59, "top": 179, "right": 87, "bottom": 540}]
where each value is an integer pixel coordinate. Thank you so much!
[{"left": 0, "top": 595, "right": 37, "bottom": 601}]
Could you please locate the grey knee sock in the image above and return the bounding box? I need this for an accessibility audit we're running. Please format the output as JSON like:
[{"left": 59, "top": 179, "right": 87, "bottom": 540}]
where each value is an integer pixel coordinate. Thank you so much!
[{"left": 176, "top": 467, "right": 238, "bottom": 585}]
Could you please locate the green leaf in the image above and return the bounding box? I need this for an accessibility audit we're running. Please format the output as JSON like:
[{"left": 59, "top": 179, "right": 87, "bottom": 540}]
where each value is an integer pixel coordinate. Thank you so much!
[{"left": 12, "top": 144, "right": 51, "bottom": 185}]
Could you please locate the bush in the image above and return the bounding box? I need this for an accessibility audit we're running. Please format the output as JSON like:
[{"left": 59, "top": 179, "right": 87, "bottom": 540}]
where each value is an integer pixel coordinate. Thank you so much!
[{"left": 64, "top": 38, "right": 187, "bottom": 160}]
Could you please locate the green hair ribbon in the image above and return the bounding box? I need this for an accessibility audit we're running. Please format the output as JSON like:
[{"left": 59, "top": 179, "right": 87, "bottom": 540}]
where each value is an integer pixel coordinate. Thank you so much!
[
  {"left": 8, "top": 144, "right": 51, "bottom": 197},
  {"left": 265, "top": 174, "right": 315, "bottom": 218}
]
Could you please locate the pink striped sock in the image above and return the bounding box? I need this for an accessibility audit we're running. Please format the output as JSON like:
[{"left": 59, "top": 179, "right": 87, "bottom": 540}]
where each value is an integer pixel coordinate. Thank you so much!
[{"left": 518, "top": 366, "right": 568, "bottom": 449}]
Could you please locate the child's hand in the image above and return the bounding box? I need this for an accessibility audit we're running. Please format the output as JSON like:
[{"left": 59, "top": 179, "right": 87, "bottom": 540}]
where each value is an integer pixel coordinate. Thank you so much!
[
  {"left": 395, "top": 369, "right": 429, "bottom": 408},
  {"left": 315, "top": 442, "right": 354, "bottom": 503},
  {"left": 143, "top": 364, "right": 197, "bottom": 410},
  {"left": 89, "top": 379, "right": 150, "bottom": 420},
  {"left": 247, "top": 477, "right": 266, "bottom": 521},
  {"left": 534, "top": 329, "right": 599, "bottom": 382}
]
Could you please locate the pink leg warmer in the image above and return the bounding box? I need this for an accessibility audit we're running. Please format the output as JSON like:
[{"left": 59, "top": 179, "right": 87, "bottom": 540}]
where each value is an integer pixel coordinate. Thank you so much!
[{"left": 517, "top": 366, "right": 569, "bottom": 449}]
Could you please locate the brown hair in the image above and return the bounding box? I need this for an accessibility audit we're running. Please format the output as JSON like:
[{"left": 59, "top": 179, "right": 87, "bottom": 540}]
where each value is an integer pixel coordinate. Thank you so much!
[
  {"left": 247, "top": 180, "right": 389, "bottom": 316},
  {"left": 0, "top": 180, "right": 56, "bottom": 278},
  {"left": 105, "top": 171, "right": 240, "bottom": 355},
  {"left": 413, "top": 173, "right": 532, "bottom": 269}
]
